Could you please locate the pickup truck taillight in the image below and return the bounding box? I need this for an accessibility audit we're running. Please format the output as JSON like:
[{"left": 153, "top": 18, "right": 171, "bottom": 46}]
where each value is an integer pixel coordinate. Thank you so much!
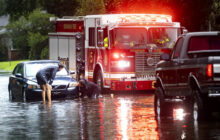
[{"left": 206, "top": 64, "right": 213, "bottom": 78}]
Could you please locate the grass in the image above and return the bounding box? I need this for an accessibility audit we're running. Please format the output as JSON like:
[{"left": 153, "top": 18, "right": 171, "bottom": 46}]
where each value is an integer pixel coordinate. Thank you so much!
[{"left": 0, "top": 60, "right": 28, "bottom": 72}]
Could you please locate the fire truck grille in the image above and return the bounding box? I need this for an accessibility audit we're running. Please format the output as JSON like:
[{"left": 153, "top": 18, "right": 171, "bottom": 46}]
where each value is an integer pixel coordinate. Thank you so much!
[{"left": 135, "top": 52, "right": 160, "bottom": 72}]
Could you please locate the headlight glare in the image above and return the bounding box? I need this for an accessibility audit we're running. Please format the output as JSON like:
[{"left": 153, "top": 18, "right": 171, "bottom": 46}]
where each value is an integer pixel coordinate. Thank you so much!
[
  {"left": 69, "top": 82, "right": 78, "bottom": 88},
  {"left": 118, "top": 61, "right": 130, "bottom": 68},
  {"left": 28, "top": 84, "right": 40, "bottom": 89}
]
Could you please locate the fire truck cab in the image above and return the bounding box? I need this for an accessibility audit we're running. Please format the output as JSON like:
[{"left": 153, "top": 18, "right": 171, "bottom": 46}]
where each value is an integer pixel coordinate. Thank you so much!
[{"left": 49, "top": 14, "right": 182, "bottom": 92}]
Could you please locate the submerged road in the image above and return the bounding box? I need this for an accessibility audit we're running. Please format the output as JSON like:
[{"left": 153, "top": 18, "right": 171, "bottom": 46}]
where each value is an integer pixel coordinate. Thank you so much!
[{"left": 0, "top": 74, "right": 220, "bottom": 139}]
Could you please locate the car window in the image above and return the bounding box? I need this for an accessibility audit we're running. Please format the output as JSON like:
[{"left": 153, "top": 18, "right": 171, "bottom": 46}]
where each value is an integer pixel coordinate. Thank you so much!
[
  {"left": 25, "top": 63, "right": 68, "bottom": 77},
  {"left": 13, "top": 64, "right": 24, "bottom": 76},
  {"left": 172, "top": 37, "right": 184, "bottom": 59},
  {"left": 188, "top": 36, "right": 220, "bottom": 51}
]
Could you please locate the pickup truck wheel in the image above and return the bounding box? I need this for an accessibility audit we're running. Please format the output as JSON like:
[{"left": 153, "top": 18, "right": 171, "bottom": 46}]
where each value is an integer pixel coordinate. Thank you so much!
[
  {"left": 192, "top": 89, "right": 205, "bottom": 121},
  {"left": 154, "top": 87, "right": 170, "bottom": 117}
]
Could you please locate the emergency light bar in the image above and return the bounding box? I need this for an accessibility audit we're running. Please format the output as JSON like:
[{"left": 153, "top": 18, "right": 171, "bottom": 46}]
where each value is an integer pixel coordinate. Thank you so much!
[{"left": 99, "top": 14, "right": 172, "bottom": 25}]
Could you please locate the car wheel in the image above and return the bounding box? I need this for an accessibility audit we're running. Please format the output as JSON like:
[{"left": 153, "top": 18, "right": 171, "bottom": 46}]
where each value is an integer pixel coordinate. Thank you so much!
[
  {"left": 95, "top": 70, "right": 104, "bottom": 94},
  {"left": 23, "top": 89, "right": 27, "bottom": 102},
  {"left": 154, "top": 87, "right": 170, "bottom": 117},
  {"left": 191, "top": 89, "right": 206, "bottom": 121},
  {"left": 154, "top": 94, "right": 161, "bottom": 116},
  {"left": 9, "top": 87, "right": 15, "bottom": 101}
]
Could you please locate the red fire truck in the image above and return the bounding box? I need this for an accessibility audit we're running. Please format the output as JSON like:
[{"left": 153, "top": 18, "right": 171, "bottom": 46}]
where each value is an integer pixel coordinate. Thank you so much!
[{"left": 49, "top": 14, "right": 183, "bottom": 92}]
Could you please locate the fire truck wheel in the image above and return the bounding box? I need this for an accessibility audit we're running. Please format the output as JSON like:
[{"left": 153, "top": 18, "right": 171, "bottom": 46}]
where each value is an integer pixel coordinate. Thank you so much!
[{"left": 95, "top": 70, "right": 104, "bottom": 94}]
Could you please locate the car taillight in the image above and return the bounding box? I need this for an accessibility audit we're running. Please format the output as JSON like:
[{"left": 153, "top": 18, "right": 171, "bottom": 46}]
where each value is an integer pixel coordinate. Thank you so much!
[{"left": 206, "top": 64, "right": 213, "bottom": 78}]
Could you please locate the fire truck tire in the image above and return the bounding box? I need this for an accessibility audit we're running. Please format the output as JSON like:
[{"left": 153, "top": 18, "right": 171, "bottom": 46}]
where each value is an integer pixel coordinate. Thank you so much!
[{"left": 95, "top": 70, "right": 104, "bottom": 94}]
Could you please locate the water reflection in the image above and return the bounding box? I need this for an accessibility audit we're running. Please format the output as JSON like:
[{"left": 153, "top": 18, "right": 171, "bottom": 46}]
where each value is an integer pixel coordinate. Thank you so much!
[
  {"left": 115, "top": 95, "right": 159, "bottom": 140},
  {"left": 1, "top": 74, "right": 220, "bottom": 140}
]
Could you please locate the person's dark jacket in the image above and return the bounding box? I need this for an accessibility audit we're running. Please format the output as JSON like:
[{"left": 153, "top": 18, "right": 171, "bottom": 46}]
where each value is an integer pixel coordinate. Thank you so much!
[
  {"left": 79, "top": 78, "right": 100, "bottom": 98},
  {"left": 36, "top": 66, "right": 58, "bottom": 85}
]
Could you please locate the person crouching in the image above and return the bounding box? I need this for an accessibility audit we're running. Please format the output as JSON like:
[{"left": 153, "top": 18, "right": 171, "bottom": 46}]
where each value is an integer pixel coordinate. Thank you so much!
[{"left": 78, "top": 78, "right": 100, "bottom": 99}]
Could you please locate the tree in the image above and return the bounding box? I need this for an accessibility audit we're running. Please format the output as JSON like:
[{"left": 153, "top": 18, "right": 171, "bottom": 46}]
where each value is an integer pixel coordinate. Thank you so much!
[
  {"left": 7, "top": 9, "right": 55, "bottom": 60},
  {"left": 39, "top": 0, "right": 79, "bottom": 17},
  {"left": 76, "top": 0, "right": 105, "bottom": 15},
  {"left": 4, "top": 0, "right": 41, "bottom": 21},
  {"left": 106, "top": 0, "right": 214, "bottom": 31},
  {"left": 0, "top": 0, "right": 6, "bottom": 16},
  {"left": 103, "top": 0, "right": 123, "bottom": 13}
]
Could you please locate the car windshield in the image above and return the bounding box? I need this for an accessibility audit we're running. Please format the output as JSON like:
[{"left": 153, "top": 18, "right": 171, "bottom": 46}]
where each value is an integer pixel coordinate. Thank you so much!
[
  {"left": 110, "top": 28, "right": 148, "bottom": 49},
  {"left": 148, "top": 28, "right": 180, "bottom": 48},
  {"left": 188, "top": 36, "right": 220, "bottom": 51},
  {"left": 25, "top": 63, "right": 68, "bottom": 77},
  {"left": 110, "top": 27, "right": 180, "bottom": 49}
]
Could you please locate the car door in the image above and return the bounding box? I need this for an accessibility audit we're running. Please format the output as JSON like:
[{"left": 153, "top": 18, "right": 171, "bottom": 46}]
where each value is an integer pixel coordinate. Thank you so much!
[
  {"left": 10, "top": 65, "right": 19, "bottom": 97},
  {"left": 168, "top": 37, "right": 184, "bottom": 96},
  {"left": 163, "top": 37, "right": 184, "bottom": 96},
  {"left": 12, "top": 64, "right": 25, "bottom": 99}
]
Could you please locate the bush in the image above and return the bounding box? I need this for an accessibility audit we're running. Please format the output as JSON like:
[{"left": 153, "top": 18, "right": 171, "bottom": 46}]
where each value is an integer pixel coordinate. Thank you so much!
[
  {"left": 40, "top": 46, "right": 49, "bottom": 59},
  {"left": 28, "top": 32, "right": 48, "bottom": 60}
]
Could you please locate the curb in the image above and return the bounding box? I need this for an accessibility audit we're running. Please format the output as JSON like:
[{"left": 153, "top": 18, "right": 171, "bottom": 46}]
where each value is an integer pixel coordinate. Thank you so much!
[{"left": 0, "top": 69, "right": 11, "bottom": 75}]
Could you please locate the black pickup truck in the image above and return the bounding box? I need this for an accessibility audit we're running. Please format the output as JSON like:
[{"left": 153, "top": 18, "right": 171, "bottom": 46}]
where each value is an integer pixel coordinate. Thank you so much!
[{"left": 154, "top": 32, "right": 220, "bottom": 120}]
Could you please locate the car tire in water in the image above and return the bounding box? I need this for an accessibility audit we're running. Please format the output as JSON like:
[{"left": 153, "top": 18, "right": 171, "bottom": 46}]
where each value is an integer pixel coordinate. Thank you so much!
[
  {"left": 191, "top": 89, "right": 208, "bottom": 121},
  {"left": 8, "top": 87, "right": 15, "bottom": 101},
  {"left": 154, "top": 87, "right": 171, "bottom": 117},
  {"left": 23, "top": 89, "right": 27, "bottom": 102}
]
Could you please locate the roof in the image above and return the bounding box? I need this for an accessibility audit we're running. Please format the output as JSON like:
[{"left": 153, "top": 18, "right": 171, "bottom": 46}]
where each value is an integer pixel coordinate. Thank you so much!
[
  {"left": 19, "top": 60, "right": 60, "bottom": 65},
  {"left": 0, "top": 15, "right": 9, "bottom": 27}
]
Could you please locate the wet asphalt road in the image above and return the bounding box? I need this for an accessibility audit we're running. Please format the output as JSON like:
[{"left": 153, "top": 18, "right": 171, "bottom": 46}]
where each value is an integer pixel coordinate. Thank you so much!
[{"left": 1, "top": 74, "right": 220, "bottom": 140}]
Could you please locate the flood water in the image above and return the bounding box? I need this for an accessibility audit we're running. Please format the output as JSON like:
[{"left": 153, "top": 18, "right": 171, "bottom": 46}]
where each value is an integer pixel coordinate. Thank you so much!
[{"left": 1, "top": 74, "right": 220, "bottom": 139}]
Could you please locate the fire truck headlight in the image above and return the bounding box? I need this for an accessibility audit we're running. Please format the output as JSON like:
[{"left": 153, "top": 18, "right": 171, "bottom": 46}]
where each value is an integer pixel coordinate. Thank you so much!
[{"left": 118, "top": 61, "right": 130, "bottom": 68}]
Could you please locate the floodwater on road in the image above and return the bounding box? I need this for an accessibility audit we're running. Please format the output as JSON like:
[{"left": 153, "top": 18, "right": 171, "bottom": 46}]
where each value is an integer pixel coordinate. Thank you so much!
[{"left": 1, "top": 74, "right": 220, "bottom": 140}]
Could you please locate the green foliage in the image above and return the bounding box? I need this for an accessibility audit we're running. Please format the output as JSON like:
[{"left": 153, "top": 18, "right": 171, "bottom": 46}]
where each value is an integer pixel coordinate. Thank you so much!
[
  {"left": 76, "top": 0, "right": 105, "bottom": 15},
  {"left": 7, "top": 9, "right": 54, "bottom": 60},
  {"left": 6, "top": 16, "right": 29, "bottom": 51},
  {"left": 28, "top": 32, "right": 48, "bottom": 60},
  {"left": 40, "top": 46, "right": 49, "bottom": 59},
  {"left": 39, "top": 0, "right": 79, "bottom": 17},
  {"left": 0, "top": 0, "right": 6, "bottom": 16},
  {"left": 4, "top": 0, "right": 41, "bottom": 21},
  {"left": 0, "top": 40, "right": 8, "bottom": 61},
  {"left": 0, "top": 60, "right": 28, "bottom": 72}
]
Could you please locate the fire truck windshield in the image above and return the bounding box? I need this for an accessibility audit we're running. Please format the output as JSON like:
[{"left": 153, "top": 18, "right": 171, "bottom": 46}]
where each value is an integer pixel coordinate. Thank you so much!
[
  {"left": 110, "top": 27, "right": 180, "bottom": 49},
  {"left": 110, "top": 28, "right": 148, "bottom": 49},
  {"left": 148, "top": 27, "right": 180, "bottom": 48}
]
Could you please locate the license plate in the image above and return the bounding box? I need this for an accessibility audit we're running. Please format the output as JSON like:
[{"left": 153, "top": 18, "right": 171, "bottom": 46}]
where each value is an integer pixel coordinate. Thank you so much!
[{"left": 53, "top": 91, "right": 61, "bottom": 95}]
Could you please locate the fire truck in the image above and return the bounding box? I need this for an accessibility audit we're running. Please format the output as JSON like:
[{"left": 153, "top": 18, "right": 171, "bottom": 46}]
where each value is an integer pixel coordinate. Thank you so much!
[{"left": 49, "top": 14, "right": 183, "bottom": 92}]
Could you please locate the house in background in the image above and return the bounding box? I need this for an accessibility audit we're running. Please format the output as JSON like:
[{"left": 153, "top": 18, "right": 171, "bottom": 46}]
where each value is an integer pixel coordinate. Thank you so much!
[{"left": 0, "top": 15, "right": 22, "bottom": 61}]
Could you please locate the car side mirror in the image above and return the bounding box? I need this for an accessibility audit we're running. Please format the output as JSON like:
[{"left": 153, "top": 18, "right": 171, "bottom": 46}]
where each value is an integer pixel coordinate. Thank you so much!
[
  {"left": 15, "top": 73, "right": 22, "bottom": 78},
  {"left": 69, "top": 71, "right": 75, "bottom": 75},
  {"left": 160, "top": 53, "right": 170, "bottom": 61}
]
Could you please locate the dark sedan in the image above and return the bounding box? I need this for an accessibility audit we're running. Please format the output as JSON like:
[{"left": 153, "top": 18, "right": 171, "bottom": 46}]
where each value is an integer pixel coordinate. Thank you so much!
[{"left": 8, "top": 60, "right": 78, "bottom": 101}]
